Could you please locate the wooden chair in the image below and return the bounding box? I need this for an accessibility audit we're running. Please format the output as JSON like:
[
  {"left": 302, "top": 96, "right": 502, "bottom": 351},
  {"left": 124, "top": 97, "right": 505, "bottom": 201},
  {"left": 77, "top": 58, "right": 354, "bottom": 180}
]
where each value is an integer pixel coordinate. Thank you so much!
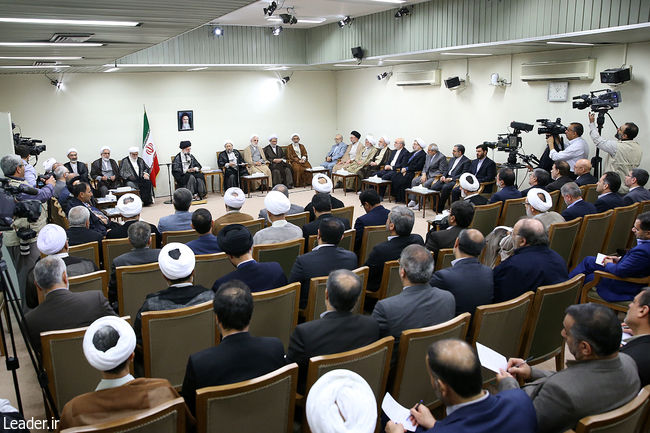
[
  {"left": 117, "top": 262, "right": 167, "bottom": 320},
  {"left": 193, "top": 253, "right": 235, "bottom": 289},
  {"left": 141, "top": 301, "right": 218, "bottom": 388},
  {"left": 68, "top": 241, "right": 100, "bottom": 269},
  {"left": 434, "top": 248, "right": 454, "bottom": 271},
  {"left": 161, "top": 229, "right": 199, "bottom": 246},
  {"left": 565, "top": 385, "right": 650, "bottom": 433},
  {"left": 498, "top": 197, "right": 527, "bottom": 227},
  {"left": 392, "top": 313, "right": 471, "bottom": 408},
  {"left": 365, "top": 260, "right": 401, "bottom": 302},
  {"left": 302, "top": 266, "right": 369, "bottom": 322},
  {"left": 569, "top": 210, "right": 614, "bottom": 269},
  {"left": 469, "top": 202, "right": 502, "bottom": 237},
  {"left": 252, "top": 237, "right": 304, "bottom": 278},
  {"left": 50, "top": 197, "right": 70, "bottom": 229},
  {"left": 602, "top": 202, "right": 640, "bottom": 254},
  {"left": 216, "top": 218, "right": 265, "bottom": 237},
  {"left": 548, "top": 190, "right": 561, "bottom": 212},
  {"left": 581, "top": 184, "right": 599, "bottom": 203},
  {"left": 580, "top": 271, "right": 650, "bottom": 313},
  {"left": 196, "top": 364, "right": 298, "bottom": 433},
  {"left": 548, "top": 217, "right": 582, "bottom": 267},
  {"left": 101, "top": 234, "right": 156, "bottom": 272},
  {"left": 479, "top": 180, "right": 496, "bottom": 199},
  {"left": 331, "top": 205, "right": 354, "bottom": 226},
  {"left": 285, "top": 211, "right": 310, "bottom": 229},
  {"left": 520, "top": 274, "right": 584, "bottom": 371},
  {"left": 306, "top": 229, "right": 356, "bottom": 253},
  {"left": 628, "top": 200, "right": 650, "bottom": 248},
  {"left": 358, "top": 225, "right": 389, "bottom": 266},
  {"left": 249, "top": 283, "right": 300, "bottom": 351},
  {"left": 68, "top": 270, "right": 108, "bottom": 298},
  {"left": 61, "top": 397, "right": 187, "bottom": 433}
]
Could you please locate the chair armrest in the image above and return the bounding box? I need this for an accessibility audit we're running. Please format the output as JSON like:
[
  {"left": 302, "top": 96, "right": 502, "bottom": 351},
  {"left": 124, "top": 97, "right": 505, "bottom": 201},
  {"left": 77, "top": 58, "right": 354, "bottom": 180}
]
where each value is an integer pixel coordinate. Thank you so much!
[{"left": 581, "top": 271, "right": 650, "bottom": 302}]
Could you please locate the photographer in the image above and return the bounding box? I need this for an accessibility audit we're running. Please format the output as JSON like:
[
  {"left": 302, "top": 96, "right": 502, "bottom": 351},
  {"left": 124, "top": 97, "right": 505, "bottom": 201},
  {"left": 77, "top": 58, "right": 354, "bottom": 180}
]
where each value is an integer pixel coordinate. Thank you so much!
[
  {"left": 14, "top": 145, "right": 37, "bottom": 187},
  {"left": 588, "top": 112, "right": 642, "bottom": 194},
  {"left": 547, "top": 122, "right": 588, "bottom": 172}
]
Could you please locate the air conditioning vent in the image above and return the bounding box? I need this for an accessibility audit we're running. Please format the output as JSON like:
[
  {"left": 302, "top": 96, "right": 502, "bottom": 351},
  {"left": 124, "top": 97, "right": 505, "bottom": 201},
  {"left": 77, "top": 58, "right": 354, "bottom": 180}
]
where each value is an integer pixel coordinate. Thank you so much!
[
  {"left": 50, "top": 33, "right": 94, "bottom": 43},
  {"left": 395, "top": 70, "right": 441, "bottom": 86},
  {"left": 521, "top": 59, "right": 595, "bottom": 81},
  {"left": 33, "top": 61, "right": 57, "bottom": 67}
]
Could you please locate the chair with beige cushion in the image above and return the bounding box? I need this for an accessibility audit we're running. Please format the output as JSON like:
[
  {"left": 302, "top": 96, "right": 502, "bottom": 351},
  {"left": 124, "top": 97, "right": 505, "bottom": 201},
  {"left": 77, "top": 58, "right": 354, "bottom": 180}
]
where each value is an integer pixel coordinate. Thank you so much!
[
  {"left": 68, "top": 270, "right": 108, "bottom": 298},
  {"left": 469, "top": 202, "right": 502, "bottom": 237},
  {"left": 193, "top": 253, "right": 235, "bottom": 289},
  {"left": 581, "top": 184, "right": 599, "bottom": 203},
  {"left": 249, "top": 283, "right": 300, "bottom": 351},
  {"left": 358, "top": 225, "right": 389, "bottom": 266},
  {"left": 161, "top": 229, "right": 199, "bottom": 246},
  {"left": 548, "top": 217, "right": 582, "bottom": 267},
  {"left": 569, "top": 210, "right": 613, "bottom": 268},
  {"left": 215, "top": 218, "right": 265, "bottom": 237},
  {"left": 252, "top": 238, "right": 304, "bottom": 279},
  {"left": 306, "top": 229, "right": 355, "bottom": 253},
  {"left": 285, "top": 212, "right": 310, "bottom": 230},
  {"left": 365, "top": 260, "right": 401, "bottom": 302},
  {"left": 301, "top": 266, "right": 368, "bottom": 322},
  {"left": 50, "top": 197, "right": 70, "bottom": 229},
  {"left": 580, "top": 271, "right": 650, "bottom": 313},
  {"left": 434, "top": 248, "right": 454, "bottom": 271},
  {"left": 68, "top": 241, "right": 101, "bottom": 269},
  {"left": 602, "top": 202, "right": 640, "bottom": 254},
  {"left": 330, "top": 206, "right": 354, "bottom": 227},
  {"left": 498, "top": 197, "right": 527, "bottom": 227},
  {"left": 117, "top": 262, "right": 167, "bottom": 320},
  {"left": 102, "top": 234, "right": 156, "bottom": 272}
]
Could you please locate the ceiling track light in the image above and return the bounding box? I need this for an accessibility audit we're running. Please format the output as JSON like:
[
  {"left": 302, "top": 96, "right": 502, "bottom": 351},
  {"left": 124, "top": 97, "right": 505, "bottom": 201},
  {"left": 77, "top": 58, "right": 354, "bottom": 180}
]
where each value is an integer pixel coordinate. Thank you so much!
[
  {"left": 263, "top": 1, "right": 278, "bottom": 16},
  {"left": 395, "top": 7, "right": 411, "bottom": 18},
  {"left": 271, "top": 26, "right": 283, "bottom": 36},
  {"left": 377, "top": 71, "right": 393, "bottom": 81},
  {"left": 279, "top": 14, "right": 297, "bottom": 25},
  {"left": 213, "top": 26, "right": 224, "bottom": 37},
  {"left": 338, "top": 16, "right": 353, "bottom": 28},
  {"left": 281, "top": 75, "right": 291, "bottom": 85}
]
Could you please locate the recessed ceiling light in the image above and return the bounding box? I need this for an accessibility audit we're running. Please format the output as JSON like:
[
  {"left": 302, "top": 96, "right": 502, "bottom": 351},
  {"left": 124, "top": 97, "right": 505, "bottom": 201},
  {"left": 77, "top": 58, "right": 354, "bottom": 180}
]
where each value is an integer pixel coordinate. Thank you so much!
[
  {"left": 0, "top": 65, "right": 70, "bottom": 69},
  {"left": 0, "top": 17, "right": 140, "bottom": 26},
  {"left": 547, "top": 41, "right": 595, "bottom": 46},
  {"left": 0, "top": 56, "right": 82, "bottom": 60},
  {"left": 187, "top": 67, "right": 208, "bottom": 71},
  {"left": 370, "top": 0, "right": 406, "bottom": 3},
  {"left": 0, "top": 42, "right": 103, "bottom": 47},
  {"left": 265, "top": 66, "right": 290, "bottom": 70},
  {"left": 104, "top": 67, "right": 119, "bottom": 72},
  {"left": 441, "top": 52, "right": 491, "bottom": 56}
]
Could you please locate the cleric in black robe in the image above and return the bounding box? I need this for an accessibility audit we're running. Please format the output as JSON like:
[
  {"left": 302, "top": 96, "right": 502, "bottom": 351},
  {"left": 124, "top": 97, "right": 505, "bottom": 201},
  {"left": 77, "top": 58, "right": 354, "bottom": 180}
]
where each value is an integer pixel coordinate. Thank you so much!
[
  {"left": 119, "top": 146, "right": 154, "bottom": 205},
  {"left": 172, "top": 140, "right": 206, "bottom": 200},
  {"left": 64, "top": 148, "right": 90, "bottom": 183},
  {"left": 90, "top": 146, "right": 121, "bottom": 197},
  {"left": 217, "top": 141, "right": 249, "bottom": 191}
]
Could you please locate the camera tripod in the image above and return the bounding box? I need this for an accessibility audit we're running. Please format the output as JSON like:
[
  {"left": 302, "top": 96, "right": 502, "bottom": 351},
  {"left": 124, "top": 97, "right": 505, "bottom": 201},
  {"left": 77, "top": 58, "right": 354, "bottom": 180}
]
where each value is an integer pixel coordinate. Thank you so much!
[{"left": 591, "top": 109, "right": 617, "bottom": 179}]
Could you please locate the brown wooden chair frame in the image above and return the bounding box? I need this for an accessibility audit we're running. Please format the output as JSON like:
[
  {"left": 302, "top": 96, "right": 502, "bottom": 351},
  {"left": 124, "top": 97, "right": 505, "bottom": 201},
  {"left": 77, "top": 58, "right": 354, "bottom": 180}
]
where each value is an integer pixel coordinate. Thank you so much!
[
  {"left": 116, "top": 262, "right": 163, "bottom": 320},
  {"left": 306, "top": 228, "right": 356, "bottom": 253},
  {"left": 569, "top": 209, "right": 614, "bottom": 269},
  {"left": 161, "top": 229, "right": 198, "bottom": 246},
  {"left": 602, "top": 202, "right": 640, "bottom": 255},
  {"left": 548, "top": 217, "right": 582, "bottom": 268},
  {"left": 358, "top": 225, "right": 389, "bottom": 266},
  {"left": 216, "top": 218, "right": 265, "bottom": 235},
  {"left": 302, "top": 266, "right": 368, "bottom": 322},
  {"left": 68, "top": 270, "right": 109, "bottom": 299},
  {"left": 250, "top": 282, "right": 300, "bottom": 350},
  {"left": 434, "top": 248, "right": 454, "bottom": 271},
  {"left": 68, "top": 241, "right": 101, "bottom": 269},
  {"left": 101, "top": 234, "right": 156, "bottom": 272},
  {"left": 580, "top": 271, "right": 650, "bottom": 312},
  {"left": 365, "top": 260, "right": 400, "bottom": 301},
  {"left": 498, "top": 197, "right": 527, "bottom": 226}
]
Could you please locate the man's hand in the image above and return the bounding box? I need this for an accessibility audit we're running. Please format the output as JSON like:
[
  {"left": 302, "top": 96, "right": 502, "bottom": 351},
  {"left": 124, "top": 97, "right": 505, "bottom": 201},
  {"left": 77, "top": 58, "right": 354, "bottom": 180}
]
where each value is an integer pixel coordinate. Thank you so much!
[
  {"left": 546, "top": 136, "right": 555, "bottom": 149},
  {"left": 255, "top": 161, "right": 262, "bottom": 166},
  {"left": 273, "top": 158, "right": 282, "bottom": 163},
  {"left": 110, "top": 175, "right": 116, "bottom": 181},
  {"left": 401, "top": 168, "right": 406, "bottom": 174},
  {"left": 143, "top": 173, "right": 150, "bottom": 180},
  {"left": 385, "top": 165, "right": 392, "bottom": 171},
  {"left": 496, "top": 369, "right": 514, "bottom": 383},
  {"left": 420, "top": 174, "right": 426, "bottom": 182},
  {"left": 410, "top": 404, "right": 436, "bottom": 429},
  {"left": 588, "top": 112, "right": 595, "bottom": 124},
  {"left": 370, "top": 162, "right": 377, "bottom": 166},
  {"left": 385, "top": 421, "right": 406, "bottom": 433},
  {"left": 326, "top": 156, "right": 332, "bottom": 162},
  {"left": 45, "top": 176, "right": 56, "bottom": 186},
  {"left": 442, "top": 177, "right": 452, "bottom": 183},
  {"left": 102, "top": 175, "right": 107, "bottom": 181},
  {"left": 505, "top": 357, "right": 532, "bottom": 380},
  {"left": 602, "top": 255, "right": 621, "bottom": 265}
]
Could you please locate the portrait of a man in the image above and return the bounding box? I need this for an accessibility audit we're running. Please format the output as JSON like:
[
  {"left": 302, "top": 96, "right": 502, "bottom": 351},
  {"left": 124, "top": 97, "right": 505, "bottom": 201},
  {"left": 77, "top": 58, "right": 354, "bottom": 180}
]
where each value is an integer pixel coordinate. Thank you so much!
[{"left": 178, "top": 111, "right": 194, "bottom": 131}]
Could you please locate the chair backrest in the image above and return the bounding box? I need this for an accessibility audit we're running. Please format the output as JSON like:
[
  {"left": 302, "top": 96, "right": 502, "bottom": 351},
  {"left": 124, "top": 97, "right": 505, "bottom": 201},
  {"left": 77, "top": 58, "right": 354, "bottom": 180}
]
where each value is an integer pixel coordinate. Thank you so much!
[
  {"left": 161, "top": 229, "right": 199, "bottom": 246},
  {"left": 469, "top": 291, "right": 534, "bottom": 382},
  {"left": 117, "top": 262, "right": 168, "bottom": 320},
  {"left": 548, "top": 217, "right": 582, "bottom": 266},
  {"left": 469, "top": 202, "right": 502, "bottom": 236},
  {"left": 304, "top": 266, "right": 369, "bottom": 322},
  {"left": 498, "top": 197, "right": 527, "bottom": 227},
  {"left": 193, "top": 253, "right": 235, "bottom": 288},
  {"left": 102, "top": 234, "right": 156, "bottom": 272},
  {"left": 639, "top": 200, "right": 650, "bottom": 215},
  {"left": 392, "top": 313, "right": 471, "bottom": 408},
  {"left": 61, "top": 397, "right": 187, "bottom": 433},
  {"left": 216, "top": 218, "right": 265, "bottom": 237},
  {"left": 581, "top": 184, "right": 599, "bottom": 203},
  {"left": 251, "top": 237, "right": 304, "bottom": 278},
  {"left": 358, "top": 225, "right": 389, "bottom": 265},
  {"left": 285, "top": 212, "right": 310, "bottom": 229},
  {"left": 141, "top": 301, "right": 217, "bottom": 388},
  {"left": 307, "top": 229, "right": 356, "bottom": 253},
  {"left": 196, "top": 364, "right": 298, "bottom": 433},
  {"left": 375, "top": 260, "right": 402, "bottom": 301},
  {"left": 51, "top": 197, "right": 70, "bottom": 229},
  {"left": 435, "top": 248, "right": 454, "bottom": 271},
  {"left": 548, "top": 190, "right": 561, "bottom": 212},
  {"left": 571, "top": 385, "right": 650, "bottom": 433},
  {"left": 249, "top": 283, "right": 300, "bottom": 351},
  {"left": 68, "top": 241, "right": 100, "bottom": 269},
  {"left": 570, "top": 210, "right": 614, "bottom": 268},
  {"left": 68, "top": 270, "right": 108, "bottom": 298},
  {"left": 520, "top": 274, "right": 585, "bottom": 365},
  {"left": 602, "top": 203, "right": 640, "bottom": 254},
  {"left": 330, "top": 205, "right": 354, "bottom": 226}
]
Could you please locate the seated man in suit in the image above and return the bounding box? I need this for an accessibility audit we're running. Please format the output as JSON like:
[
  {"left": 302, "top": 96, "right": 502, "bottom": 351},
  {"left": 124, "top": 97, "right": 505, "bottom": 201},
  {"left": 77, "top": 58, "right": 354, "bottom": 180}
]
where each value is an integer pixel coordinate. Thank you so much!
[
  {"left": 570, "top": 211, "right": 650, "bottom": 302},
  {"left": 386, "top": 339, "right": 536, "bottom": 433},
  {"left": 574, "top": 159, "right": 598, "bottom": 186},
  {"left": 451, "top": 143, "right": 497, "bottom": 202},
  {"left": 59, "top": 316, "right": 190, "bottom": 430},
  {"left": 493, "top": 218, "right": 567, "bottom": 302},
  {"left": 430, "top": 229, "right": 493, "bottom": 315},
  {"left": 258, "top": 184, "right": 304, "bottom": 222},
  {"left": 158, "top": 188, "right": 193, "bottom": 233},
  {"left": 391, "top": 139, "right": 426, "bottom": 203},
  {"left": 321, "top": 133, "right": 348, "bottom": 171},
  {"left": 171, "top": 140, "right": 206, "bottom": 200},
  {"left": 290, "top": 218, "right": 358, "bottom": 308},
  {"left": 374, "top": 137, "right": 411, "bottom": 197},
  {"left": 212, "top": 187, "right": 254, "bottom": 232},
  {"left": 498, "top": 303, "right": 640, "bottom": 433},
  {"left": 107, "top": 222, "right": 162, "bottom": 305},
  {"left": 354, "top": 189, "right": 390, "bottom": 252},
  {"left": 621, "top": 288, "right": 650, "bottom": 386},
  {"left": 90, "top": 146, "right": 121, "bottom": 197},
  {"left": 211, "top": 224, "right": 287, "bottom": 292},
  {"left": 287, "top": 269, "right": 379, "bottom": 391},
  {"left": 372, "top": 245, "right": 455, "bottom": 365},
  {"left": 365, "top": 206, "right": 424, "bottom": 292},
  {"left": 489, "top": 168, "right": 520, "bottom": 204},
  {"left": 253, "top": 191, "right": 303, "bottom": 245},
  {"left": 304, "top": 174, "right": 344, "bottom": 222},
  {"left": 623, "top": 168, "right": 650, "bottom": 205},
  {"left": 25, "top": 256, "right": 116, "bottom": 355},
  {"left": 520, "top": 168, "right": 551, "bottom": 197},
  {"left": 430, "top": 144, "right": 471, "bottom": 212},
  {"left": 595, "top": 171, "right": 625, "bottom": 212},
  {"left": 186, "top": 209, "right": 222, "bottom": 255},
  {"left": 64, "top": 147, "right": 90, "bottom": 183},
  {"left": 134, "top": 243, "right": 214, "bottom": 344},
  {"left": 458, "top": 173, "right": 488, "bottom": 206},
  {"left": 181, "top": 280, "right": 286, "bottom": 414},
  {"left": 67, "top": 181, "right": 110, "bottom": 236},
  {"left": 561, "top": 182, "right": 597, "bottom": 221},
  {"left": 302, "top": 192, "right": 350, "bottom": 242},
  {"left": 106, "top": 194, "right": 161, "bottom": 248},
  {"left": 425, "top": 200, "right": 474, "bottom": 260},
  {"left": 408, "top": 142, "right": 448, "bottom": 207},
  {"left": 545, "top": 160, "right": 573, "bottom": 193},
  {"left": 66, "top": 206, "right": 104, "bottom": 247}
]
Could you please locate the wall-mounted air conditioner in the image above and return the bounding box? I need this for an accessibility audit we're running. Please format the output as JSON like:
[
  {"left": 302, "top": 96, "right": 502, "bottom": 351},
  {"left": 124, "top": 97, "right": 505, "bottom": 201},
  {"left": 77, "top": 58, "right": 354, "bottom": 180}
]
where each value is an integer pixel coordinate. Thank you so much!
[
  {"left": 394, "top": 70, "right": 441, "bottom": 86},
  {"left": 520, "top": 59, "right": 595, "bottom": 81}
]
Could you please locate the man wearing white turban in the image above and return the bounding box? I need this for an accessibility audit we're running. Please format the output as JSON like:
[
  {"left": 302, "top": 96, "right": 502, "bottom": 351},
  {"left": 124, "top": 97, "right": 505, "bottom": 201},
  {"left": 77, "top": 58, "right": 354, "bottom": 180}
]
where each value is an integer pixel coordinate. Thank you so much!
[
  {"left": 458, "top": 173, "right": 488, "bottom": 206},
  {"left": 252, "top": 191, "right": 302, "bottom": 245},
  {"left": 59, "top": 316, "right": 192, "bottom": 429},
  {"left": 106, "top": 193, "right": 162, "bottom": 247},
  {"left": 304, "top": 174, "right": 345, "bottom": 222},
  {"left": 90, "top": 146, "right": 121, "bottom": 197},
  {"left": 356, "top": 135, "right": 392, "bottom": 181},
  {"left": 242, "top": 134, "right": 272, "bottom": 191},
  {"left": 212, "top": 187, "right": 254, "bottom": 232},
  {"left": 286, "top": 132, "right": 313, "bottom": 187},
  {"left": 218, "top": 141, "right": 248, "bottom": 190},
  {"left": 118, "top": 147, "right": 154, "bottom": 205},
  {"left": 64, "top": 147, "right": 90, "bottom": 183},
  {"left": 263, "top": 134, "right": 294, "bottom": 188}
]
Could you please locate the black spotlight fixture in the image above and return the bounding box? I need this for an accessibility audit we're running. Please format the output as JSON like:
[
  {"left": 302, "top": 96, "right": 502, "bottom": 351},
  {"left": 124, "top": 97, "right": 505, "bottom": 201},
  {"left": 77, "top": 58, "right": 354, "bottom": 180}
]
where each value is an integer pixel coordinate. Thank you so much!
[
  {"left": 377, "top": 71, "right": 392, "bottom": 81},
  {"left": 395, "top": 7, "right": 411, "bottom": 18},
  {"left": 212, "top": 26, "right": 224, "bottom": 37},
  {"left": 271, "top": 26, "right": 283, "bottom": 36},
  {"left": 263, "top": 1, "right": 277, "bottom": 16},
  {"left": 279, "top": 13, "right": 298, "bottom": 25},
  {"left": 338, "top": 16, "right": 353, "bottom": 28},
  {"left": 281, "top": 76, "right": 291, "bottom": 85}
]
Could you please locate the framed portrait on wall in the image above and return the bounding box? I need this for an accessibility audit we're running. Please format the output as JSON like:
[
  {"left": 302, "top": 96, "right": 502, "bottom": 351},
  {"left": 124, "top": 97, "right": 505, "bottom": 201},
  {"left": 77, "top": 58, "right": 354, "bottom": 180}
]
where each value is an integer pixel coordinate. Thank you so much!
[{"left": 178, "top": 110, "right": 194, "bottom": 131}]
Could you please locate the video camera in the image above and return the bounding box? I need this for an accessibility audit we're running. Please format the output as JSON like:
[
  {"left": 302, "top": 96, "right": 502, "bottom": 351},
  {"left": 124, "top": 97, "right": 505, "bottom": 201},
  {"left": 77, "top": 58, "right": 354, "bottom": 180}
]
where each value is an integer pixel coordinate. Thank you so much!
[
  {"left": 484, "top": 121, "right": 534, "bottom": 152},
  {"left": 572, "top": 89, "right": 621, "bottom": 111},
  {"left": 12, "top": 122, "right": 46, "bottom": 156},
  {"left": 0, "top": 178, "right": 42, "bottom": 233},
  {"left": 537, "top": 118, "right": 567, "bottom": 136}
]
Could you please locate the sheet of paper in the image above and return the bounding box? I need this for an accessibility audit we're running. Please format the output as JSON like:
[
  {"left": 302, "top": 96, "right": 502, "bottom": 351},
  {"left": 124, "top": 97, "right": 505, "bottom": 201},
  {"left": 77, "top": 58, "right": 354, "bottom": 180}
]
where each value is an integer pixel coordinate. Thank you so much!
[
  {"left": 596, "top": 253, "right": 607, "bottom": 266},
  {"left": 476, "top": 342, "right": 507, "bottom": 373},
  {"left": 381, "top": 393, "right": 416, "bottom": 432}
]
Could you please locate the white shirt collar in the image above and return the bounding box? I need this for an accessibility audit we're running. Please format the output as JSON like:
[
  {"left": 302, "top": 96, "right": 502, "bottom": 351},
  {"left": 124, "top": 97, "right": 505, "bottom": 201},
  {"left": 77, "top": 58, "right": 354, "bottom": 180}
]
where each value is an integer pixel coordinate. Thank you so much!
[
  {"left": 53, "top": 252, "right": 69, "bottom": 259},
  {"left": 446, "top": 391, "right": 490, "bottom": 416},
  {"left": 170, "top": 282, "right": 193, "bottom": 288},
  {"left": 271, "top": 219, "right": 288, "bottom": 227},
  {"left": 463, "top": 192, "right": 479, "bottom": 199},
  {"left": 313, "top": 243, "right": 335, "bottom": 251},
  {"left": 451, "top": 257, "right": 471, "bottom": 266},
  {"left": 598, "top": 192, "right": 611, "bottom": 199},
  {"left": 387, "top": 235, "right": 399, "bottom": 241},
  {"left": 95, "top": 374, "right": 135, "bottom": 391},
  {"left": 237, "top": 258, "right": 255, "bottom": 267}
]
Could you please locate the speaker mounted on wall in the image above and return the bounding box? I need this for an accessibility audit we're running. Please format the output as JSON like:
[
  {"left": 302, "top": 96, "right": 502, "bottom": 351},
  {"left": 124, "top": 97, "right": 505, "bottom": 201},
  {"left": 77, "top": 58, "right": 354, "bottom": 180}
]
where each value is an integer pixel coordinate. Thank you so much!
[{"left": 351, "top": 46, "right": 364, "bottom": 60}]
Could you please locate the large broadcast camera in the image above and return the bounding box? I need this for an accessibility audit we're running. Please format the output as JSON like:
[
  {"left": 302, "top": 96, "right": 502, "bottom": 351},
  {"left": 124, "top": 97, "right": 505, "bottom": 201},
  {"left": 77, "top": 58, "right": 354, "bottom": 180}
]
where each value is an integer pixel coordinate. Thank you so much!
[
  {"left": 572, "top": 89, "right": 621, "bottom": 111},
  {"left": 537, "top": 118, "right": 567, "bottom": 136},
  {"left": 12, "top": 122, "right": 46, "bottom": 156},
  {"left": 484, "top": 121, "right": 538, "bottom": 168},
  {"left": 0, "top": 178, "right": 42, "bottom": 234}
]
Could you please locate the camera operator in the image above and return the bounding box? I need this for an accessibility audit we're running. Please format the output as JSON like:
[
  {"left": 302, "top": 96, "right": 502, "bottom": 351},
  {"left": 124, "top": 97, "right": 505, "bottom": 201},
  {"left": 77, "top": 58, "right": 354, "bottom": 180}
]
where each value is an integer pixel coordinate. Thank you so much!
[
  {"left": 1, "top": 154, "right": 56, "bottom": 309},
  {"left": 547, "top": 122, "right": 588, "bottom": 173},
  {"left": 588, "top": 112, "right": 642, "bottom": 194},
  {"left": 14, "top": 144, "right": 37, "bottom": 187}
]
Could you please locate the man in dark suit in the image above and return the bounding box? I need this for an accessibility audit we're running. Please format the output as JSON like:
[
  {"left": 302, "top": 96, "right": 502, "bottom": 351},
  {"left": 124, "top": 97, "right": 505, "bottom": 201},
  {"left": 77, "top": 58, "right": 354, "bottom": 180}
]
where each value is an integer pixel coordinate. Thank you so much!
[
  {"left": 623, "top": 169, "right": 650, "bottom": 205},
  {"left": 25, "top": 256, "right": 116, "bottom": 355},
  {"left": 430, "top": 229, "right": 493, "bottom": 315},
  {"left": 391, "top": 139, "right": 426, "bottom": 202},
  {"left": 354, "top": 189, "right": 390, "bottom": 251},
  {"left": 430, "top": 144, "right": 471, "bottom": 212},
  {"left": 520, "top": 168, "right": 551, "bottom": 197},
  {"left": 304, "top": 174, "right": 344, "bottom": 222},
  {"left": 290, "top": 218, "right": 358, "bottom": 308},
  {"left": 561, "top": 182, "right": 598, "bottom": 220},
  {"left": 425, "top": 200, "right": 474, "bottom": 260},
  {"left": 372, "top": 245, "right": 455, "bottom": 365},
  {"left": 489, "top": 168, "right": 520, "bottom": 204},
  {"left": 67, "top": 182, "right": 110, "bottom": 236},
  {"left": 595, "top": 171, "right": 625, "bottom": 212},
  {"left": 545, "top": 161, "right": 573, "bottom": 193},
  {"left": 287, "top": 269, "right": 379, "bottom": 391},
  {"left": 264, "top": 134, "right": 293, "bottom": 188},
  {"left": 66, "top": 205, "right": 104, "bottom": 247},
  {"left": 106, "top": 193, "right": 161, "bottom": 248},
  {"left": 90, "top": 146, "right": 121, "bottom": 197},
  {"left": 493, "top": 218, "right": 568, "bottom": 302},
  {"left": 107, "top": 222, "right": 162, "bottom": 305},
  {"left": 451, "top": 143, "right": 497, "bottom": 202},
  {"left": 211, "top": 224, "right": 287, "bottom": 292},
  {"left": 364, "top": 206, "right": 424, "bottom": 292},
  {"left": 181, "top": 280, "right": 286, "bottom": 415},
  {"left": 621, "top": 288, "right": 650, "bottom": 386},
  {"left": 574, "top": 159, "right": 598, "bottom": 186},
  {"left": 374, "top": 138, "right": 412, "bottom": 196},
  {"left": 302, "top": 193, "right": 350, "bottom": 241},
  {"left": 64, "top": 148, "right": 90, "bottom": 183},
  {"left": 186, "top": 208, "right": 222, "bottom": 255}
]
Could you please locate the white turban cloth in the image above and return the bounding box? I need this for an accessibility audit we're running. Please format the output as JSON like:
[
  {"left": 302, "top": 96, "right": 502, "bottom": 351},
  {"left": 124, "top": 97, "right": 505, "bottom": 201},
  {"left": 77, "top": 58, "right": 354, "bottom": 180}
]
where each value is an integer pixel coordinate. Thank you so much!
[
  {"left": 313, "top": 173, "right": 333, "bottom": 194},
  {"left": 116, "top": 193, "right": 142, "bottom": 218},
  {"left": 67, "top": 147, "right": 78, "bottom": 156},
  {"left": 128, "top": 146, "right": 139, "bottom": 154},
  {"left": 37, "top": 223, "right": 67, "bottom": 255},
  {"left": 365, "top": 135, "right": 378, "bottom": 147},
  {"left": 83, "top": 316, "right": 136, "bottom": 372},
  {"left": 268, "top": 133, "right": 278, "bottom": 141},
  {"left": 459, "top": 173, "right": 480, "bottom": 192},
  {"left": 291, "top": 132, "right": 300, "bottom": 139},
  {"left": 379, "top": 136, "right": 391, "bottom": 145},
  {"left": 527, "top": 188, "right": 553, "bottom": 212},
  {"left": 250, "top": 134, "right": 259, "bottom": 142},
  {"left": 100, "top": 146, "right": 111, "bottom": 154},
  {"left": 306, "top": 369, "right": 377, "bottom": 433},
  {"left": 42, "top": 157, "right": 56, "bottom": 172},
  {"left": 265, "top": 190, "right": 291, "bottom": 215},
  {"left": 224, "top": 187, "right": 246, "bottom": 208},
  {"left": 414, "top": 137, "right": 426, "bottom": 148},
  {"left": 158, "top": 242, "right": 195, "bottom": 280}
]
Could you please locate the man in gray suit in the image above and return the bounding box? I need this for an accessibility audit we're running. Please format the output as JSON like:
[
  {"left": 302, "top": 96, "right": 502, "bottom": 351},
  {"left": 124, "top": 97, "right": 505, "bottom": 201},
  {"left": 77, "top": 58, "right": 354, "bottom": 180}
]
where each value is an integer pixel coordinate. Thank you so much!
[
  {"left": 157, "top": 188, "right": 193, "bottom": 233},
  {"left": 498, "top": 303, "right": 640, "bottom": 433},
  {"left": 258, "top": 184, "right": 304, "bottom": 222},
  {"left": 407, "top": 143, "right": 448, "bottom": 207},
  {"left": 372, "top": 244, "right": 455, "bottom": 365}
]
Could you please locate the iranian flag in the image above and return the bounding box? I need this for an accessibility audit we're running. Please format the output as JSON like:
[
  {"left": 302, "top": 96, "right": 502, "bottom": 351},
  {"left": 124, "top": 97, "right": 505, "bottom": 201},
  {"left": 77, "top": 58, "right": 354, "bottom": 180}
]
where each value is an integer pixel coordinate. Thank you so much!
[{"left": 142, "top": 109, "right": 160, "bottom": 187}]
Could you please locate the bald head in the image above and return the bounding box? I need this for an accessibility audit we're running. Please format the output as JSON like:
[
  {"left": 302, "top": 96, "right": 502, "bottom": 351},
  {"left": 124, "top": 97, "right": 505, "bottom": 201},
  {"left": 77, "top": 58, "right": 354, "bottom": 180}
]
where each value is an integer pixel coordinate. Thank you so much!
[
  {"left": 456, "top": 229, "right": 485, "bottom": 257},
  {"left": 514, "top": 218, "right": 547, "bottom": 247},
  {"left": 574, "top": 159, "right": 592, "bottom": 176},
  {"left": 427, "top": 339, "right": 482, "bottom": 398}
]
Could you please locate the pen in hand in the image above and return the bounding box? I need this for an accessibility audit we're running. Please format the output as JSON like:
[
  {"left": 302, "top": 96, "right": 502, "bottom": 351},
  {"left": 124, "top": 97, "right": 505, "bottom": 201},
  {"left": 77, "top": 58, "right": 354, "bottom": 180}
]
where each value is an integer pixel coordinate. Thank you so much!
[{"left": 513, "top": 356, "right": 534, "bottom": 369}]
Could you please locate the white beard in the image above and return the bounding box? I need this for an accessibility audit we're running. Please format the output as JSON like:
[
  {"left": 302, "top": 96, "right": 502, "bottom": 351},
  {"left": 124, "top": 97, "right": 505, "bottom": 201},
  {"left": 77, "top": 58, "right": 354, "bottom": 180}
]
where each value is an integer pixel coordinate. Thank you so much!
[{"left": 461, "top": 189, "right": 467, "bottom": 198}]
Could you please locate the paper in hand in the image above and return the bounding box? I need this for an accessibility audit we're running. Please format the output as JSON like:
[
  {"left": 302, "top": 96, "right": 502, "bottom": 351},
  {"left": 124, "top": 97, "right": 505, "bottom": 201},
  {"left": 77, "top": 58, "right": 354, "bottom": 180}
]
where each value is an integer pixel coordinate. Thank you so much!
[
  {"left": 381, "top": 393, "right": 416, "bottom": 432},
  {"left": 476, "top": 342, "right": 508, "bottom": 373},
  {"left": 595, "top": 253, "right": 607, "bottom": 266}
]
